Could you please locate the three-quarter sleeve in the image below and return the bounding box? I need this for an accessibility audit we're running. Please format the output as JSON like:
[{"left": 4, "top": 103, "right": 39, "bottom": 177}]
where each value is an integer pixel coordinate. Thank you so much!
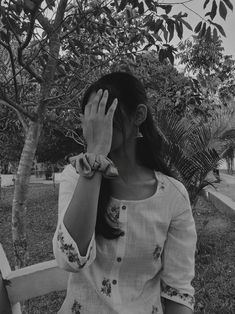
[
  {"left": 160, "top": 183, "right": 197, "bottom": 311},
  {"left": 52, "top": 165, "right": 96, "bottom": 273}
]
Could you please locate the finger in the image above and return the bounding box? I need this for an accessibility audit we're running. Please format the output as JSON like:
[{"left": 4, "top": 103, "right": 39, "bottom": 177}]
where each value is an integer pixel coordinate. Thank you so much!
[
  {"left": 85, "top": 89, "right": 102, "bottom": 117},
  {"left": 106, "top": 98, "right": 118, "bottom": 119},
  {"left": 90, "top": 89, "right": 103, "bottom": 117},
  {"left": 84, "top": 102, "right": 92, "bottom": 117},
  {"left": 97, "top": 89, "right": 109, "bottom": 116}
]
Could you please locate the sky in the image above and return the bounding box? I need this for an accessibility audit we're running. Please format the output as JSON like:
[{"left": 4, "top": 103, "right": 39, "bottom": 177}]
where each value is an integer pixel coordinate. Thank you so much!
[{"left": 167, "top": 0, "right": 235, "bottom": 57}]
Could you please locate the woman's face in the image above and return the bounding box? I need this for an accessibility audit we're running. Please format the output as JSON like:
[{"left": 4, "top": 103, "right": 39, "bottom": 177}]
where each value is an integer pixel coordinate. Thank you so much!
[{"left": 84, "top": 91, "right": 136, "bottom": 153}]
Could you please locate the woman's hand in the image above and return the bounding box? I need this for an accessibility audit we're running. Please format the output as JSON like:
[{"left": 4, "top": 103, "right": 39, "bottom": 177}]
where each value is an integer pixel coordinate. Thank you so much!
[{"left": 80, "top": 89, "right": 118, "bottom": 156}]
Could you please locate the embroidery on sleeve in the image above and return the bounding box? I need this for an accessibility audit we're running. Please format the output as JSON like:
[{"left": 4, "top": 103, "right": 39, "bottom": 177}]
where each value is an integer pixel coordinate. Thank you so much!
[
  {"left": 152, "top": 305, "right": 159, "bottom": 313},
  {"left": 153, "top": 244, "right": 162, "bottom": 261},
  {"left": 71, "top": 299, "right": 82, "bottom": 314},
  {"left": 101, "top": 277, "right": 112, "bottom": 297},
  {"left": 161, "top": 281, "right": 195, "bottom": 307},
  {"left": 57, "top": 224, "right": 88, "bottom": 268}
]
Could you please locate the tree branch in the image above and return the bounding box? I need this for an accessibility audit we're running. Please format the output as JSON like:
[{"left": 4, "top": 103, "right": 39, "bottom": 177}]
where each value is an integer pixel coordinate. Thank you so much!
[
  {"left": 0, "top": 98, "right": 36, "bottom": 121},
  {"left": 15, "top": 111, "right": 29, "bottom": 133},
  {"left": 36, "top": 11, "right": 53, "bottom": 34},
  {"left": 17, "top": 12, "right": 43, "bottom": 84},
  {"left": 54, "top": 0, "right": 69, "bottom": 30}
]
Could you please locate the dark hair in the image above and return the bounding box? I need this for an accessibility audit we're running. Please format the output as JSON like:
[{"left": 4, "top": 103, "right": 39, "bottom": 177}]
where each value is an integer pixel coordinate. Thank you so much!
[{"left": 81, "top": 72, "right": 174, "bottom": 239}]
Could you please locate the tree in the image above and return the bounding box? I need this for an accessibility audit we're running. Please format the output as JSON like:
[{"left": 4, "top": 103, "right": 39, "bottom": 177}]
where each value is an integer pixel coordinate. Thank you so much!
[
  {"left": 178, "top": 34, "right": 235, "bottom": 118},
  {"left": 177, "top": 32, "right": 235, "bottom": 175},
  {"left": 0, "top": 0, "right": 233, "bottom": 274}
]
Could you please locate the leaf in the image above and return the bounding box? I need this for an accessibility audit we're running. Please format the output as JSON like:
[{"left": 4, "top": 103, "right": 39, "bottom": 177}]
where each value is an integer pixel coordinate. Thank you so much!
[
  {"left": 165, "top": 5, "right": 172, "bottom": 14},
  {"left": 161, "top": 24, "right": 168, "bottom": 42},
  {"left": 194, "top": 21, "right": 202, "bottom": 33},
  {"left": 167, "top": 50, "right": 174, "bottom": 65},
  {"left": 145, "top": 0, "right": 154, "bottom": 10},
  {"left": 219, "top": 1, "right": 227, "bottom": 20},
  {"left": 223, "top": 0, "right": 233, "bottom": 10},
  {"left": 205, "top": 26, "right": 211, "bottom": 40},
  {"left": 199, "top": 22, "right": 207, "bottom": 37},
  {"left": 159, "top": 49, "right": 167, "bottom": 62},
  {"left": 203, "top": 0, "right": 211, "bottom": 9},
  {"left": 119, "top": 0, "right": 127, "bottom": 12},
  {"left": 138, "top": 2, "right": 144, "bottom": 14},
  {"left": 210, "top": 20, "right": 227, "bottom": 36},
  {"left": 146, "top": 34, "right": 155, "bottom": 45},
  {"left": 214, "top": 23, "right": 226, "bottom": 36},
  {"left": 213, "top": 27, "right": 218, "bottom": 39},
  {"left": 210, "top": 0, "right": 218, "bottom": 20},
  {"left": 24, "top": 0, "right": 35, "bottom": 11},
  {"left": 158, "top": 5, "right": 172, "bottom": 14},
  {"left": 154, "top": 19, "right": 164, "bottom": 33},
  {"left": 179, "top": 18, "right": 193, "bottom": 30},
  {"left": 167, "top": 20, "right": 175, "bottom": 42},
  {"left": 175, "top": 21, "right": 183, "bottom": 39}
]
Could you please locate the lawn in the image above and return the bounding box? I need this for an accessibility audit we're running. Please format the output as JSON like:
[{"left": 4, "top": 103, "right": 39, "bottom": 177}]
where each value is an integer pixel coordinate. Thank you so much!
[{"left": 0, "top": 183, "right": 235, "bottom": 313}]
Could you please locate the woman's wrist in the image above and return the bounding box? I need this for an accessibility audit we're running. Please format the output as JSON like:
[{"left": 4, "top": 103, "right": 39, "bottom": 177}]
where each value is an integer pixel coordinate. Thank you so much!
[
  {"left": 70, "top": 152, "right": 118, "bottom": 179},
  {"left": 86, "top": 146, "right": 109, "bottom": 156}
]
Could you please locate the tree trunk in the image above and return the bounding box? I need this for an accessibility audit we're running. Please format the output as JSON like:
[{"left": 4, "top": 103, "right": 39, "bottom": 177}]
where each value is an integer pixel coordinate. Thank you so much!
[{"left": 12, "top": 121, "right": 42, "bottom": 270}]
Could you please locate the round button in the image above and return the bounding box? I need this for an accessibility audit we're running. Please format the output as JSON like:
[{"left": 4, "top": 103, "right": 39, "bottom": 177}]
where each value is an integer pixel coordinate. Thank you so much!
[
  {"left": 117, "top": 257, "right": 122, "bottom": 262},
  {"left": 122, "top": 205, "right": 126, "bottom": 210},
  {"left": 120, "top": 231, "right": 125, "bottom": 237},
  {"left": 112, "top": 279, "right": 117, "bottom": 285}
]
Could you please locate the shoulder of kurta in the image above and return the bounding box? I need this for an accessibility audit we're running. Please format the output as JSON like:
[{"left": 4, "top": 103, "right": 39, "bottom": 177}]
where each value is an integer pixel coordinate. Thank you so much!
[{"left": 162, "top": 175, "right": 189, "bottom": 202}]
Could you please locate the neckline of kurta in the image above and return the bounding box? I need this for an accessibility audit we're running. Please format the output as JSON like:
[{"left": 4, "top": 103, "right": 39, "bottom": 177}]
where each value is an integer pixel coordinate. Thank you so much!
[{"left": 110, "top": 170, "right": 162, "bottom": 204}]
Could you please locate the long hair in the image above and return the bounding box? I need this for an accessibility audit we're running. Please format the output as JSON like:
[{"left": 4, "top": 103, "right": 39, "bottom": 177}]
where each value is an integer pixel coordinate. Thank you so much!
[{"left": 80, "top": 72, "right": 174, "bottom": 239}]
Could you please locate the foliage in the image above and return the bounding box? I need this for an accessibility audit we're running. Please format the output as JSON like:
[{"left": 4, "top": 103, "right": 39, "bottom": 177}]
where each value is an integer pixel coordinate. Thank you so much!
[
  {"left": 0, "top": 107, "right": 24, "bottom": 164},
  {"left": 154, "top": 110, "right": 235, "bottom": 205},
  {"left": 113, "top": 51, "right": 205, "bottom": 119},
  {"left": 177, "top": 34, "right": 235, "bottom": 118}
]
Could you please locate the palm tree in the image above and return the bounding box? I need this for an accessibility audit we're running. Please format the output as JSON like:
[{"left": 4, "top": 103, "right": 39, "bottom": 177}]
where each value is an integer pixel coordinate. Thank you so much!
[{"left": 155, "top": 110, "right": 235, "bottom": 207}]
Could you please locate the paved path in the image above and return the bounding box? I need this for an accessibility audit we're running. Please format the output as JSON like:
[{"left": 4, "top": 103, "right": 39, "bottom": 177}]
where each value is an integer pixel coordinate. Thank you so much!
[
  {"left": 209, "top": 172, "right": 235, "bottom": 202},
  {"left": 1, "top": 173, "right": 61, "bottom": 187}
]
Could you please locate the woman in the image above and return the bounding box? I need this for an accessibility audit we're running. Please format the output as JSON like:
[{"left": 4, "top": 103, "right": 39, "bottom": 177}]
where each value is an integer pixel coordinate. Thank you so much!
[{"left": 52, "top": 72, "right": 197, "bottom": 314}]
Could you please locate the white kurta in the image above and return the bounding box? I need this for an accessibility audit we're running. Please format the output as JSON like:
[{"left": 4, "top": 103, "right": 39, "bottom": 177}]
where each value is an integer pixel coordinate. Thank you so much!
[{"left": 52, "top": 164, "right": 197, "bottom": 314}]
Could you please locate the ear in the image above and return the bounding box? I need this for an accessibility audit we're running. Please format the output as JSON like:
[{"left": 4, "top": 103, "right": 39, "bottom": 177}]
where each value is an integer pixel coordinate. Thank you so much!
[{"left": 134, "top": 104, "right": 147, "bottom": 126}]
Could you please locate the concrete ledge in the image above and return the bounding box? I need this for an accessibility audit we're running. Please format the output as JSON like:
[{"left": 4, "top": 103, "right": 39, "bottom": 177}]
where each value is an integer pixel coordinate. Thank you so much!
[{"left": 203, "top": 188, "right": 235, "bottom": 218}]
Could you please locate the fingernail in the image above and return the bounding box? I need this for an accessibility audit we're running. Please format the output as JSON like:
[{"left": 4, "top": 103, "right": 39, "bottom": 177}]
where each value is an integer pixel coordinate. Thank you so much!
[{"left": 97, "top": 89, "right": 102, "bottom": 94}]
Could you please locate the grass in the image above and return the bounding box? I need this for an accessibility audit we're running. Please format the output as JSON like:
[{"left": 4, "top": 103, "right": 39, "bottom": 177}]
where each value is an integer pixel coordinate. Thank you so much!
[{"left": 0, "top": 184, "right": 235, "bottom": 313}]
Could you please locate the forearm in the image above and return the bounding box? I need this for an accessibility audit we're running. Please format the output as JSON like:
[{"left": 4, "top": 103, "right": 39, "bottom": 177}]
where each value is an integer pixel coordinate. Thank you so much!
[
  {"left": 164, "top": 299, "right": 193, "bottom": 314},
  {"left": 63, "top": 171, "right": 102, "bottom": 256}
]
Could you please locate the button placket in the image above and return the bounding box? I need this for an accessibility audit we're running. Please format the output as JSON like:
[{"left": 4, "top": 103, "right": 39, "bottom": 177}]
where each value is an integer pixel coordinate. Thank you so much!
[{"left": 109, "top": 202, "right": 127, "bottom": 305}]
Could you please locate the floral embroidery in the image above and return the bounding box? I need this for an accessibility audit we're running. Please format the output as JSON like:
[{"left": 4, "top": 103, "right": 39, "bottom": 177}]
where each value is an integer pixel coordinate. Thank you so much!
[
  {"left": 57, "top": 224, "right": 89, "bottom": 268},
  {"left": 153, "top": 244, "right": 162, "bottom": 261},
  {"left": 105, "top": 205, "right": 120, "bottom": 224},
  {"left": 161, "top": 280, "right": 195, "bottom": 307},
  {"left": 71, "top": 299, "right": 82, "bottom": 313},
  {"left": 101, "top": 277, "right": 112, "bottom": 297},
  {"left": 152, "top": 305, "right": 159, "bottom": 313}
]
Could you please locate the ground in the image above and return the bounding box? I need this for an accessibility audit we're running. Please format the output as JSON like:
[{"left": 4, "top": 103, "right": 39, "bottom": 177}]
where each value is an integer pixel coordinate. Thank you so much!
[{"left": 0, "top": 183, "right": 234, "bottom": 313}]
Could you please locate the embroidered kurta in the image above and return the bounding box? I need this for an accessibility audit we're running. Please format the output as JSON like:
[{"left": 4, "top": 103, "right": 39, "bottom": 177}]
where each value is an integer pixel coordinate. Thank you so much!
[{"left": 52, "top": 164, "right": 197, "bottom": 314}]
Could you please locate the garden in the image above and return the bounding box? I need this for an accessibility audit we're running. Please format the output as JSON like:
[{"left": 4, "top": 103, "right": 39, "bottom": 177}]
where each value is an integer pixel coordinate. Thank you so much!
[{"left": 0, "top": 0, "right": 235, "bottom": 313}]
